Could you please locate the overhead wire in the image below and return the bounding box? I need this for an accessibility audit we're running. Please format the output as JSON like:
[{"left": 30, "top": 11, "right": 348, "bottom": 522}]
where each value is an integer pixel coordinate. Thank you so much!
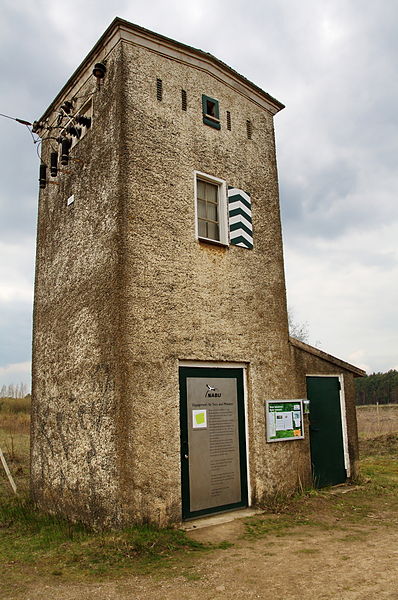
[
  {"left": 2, "top": 78, "right": 95, "bottom": 173},
  {"left": 25, "top": 124, "right": 38, "bottom": 145},
  {"left": 36, "top": 140, "right": 43, "bottom": 161},
  {"left": 2, "top": 63, "right": 101, "bottom": 189},
  {"left": 0, "top": 112, "right": 32, "bottom": 126},
  {"left": 0, "top": 110, "right": 60, "bottom": 166}
]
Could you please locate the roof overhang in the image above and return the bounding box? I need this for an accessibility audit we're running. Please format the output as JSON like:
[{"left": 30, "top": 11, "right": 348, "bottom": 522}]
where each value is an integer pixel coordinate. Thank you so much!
[
  {"left": 39, "top": 17, "right": 285, "bottom": 123},
  {"left": 289, "top": 336, "right": 367, "bottom": 378}
]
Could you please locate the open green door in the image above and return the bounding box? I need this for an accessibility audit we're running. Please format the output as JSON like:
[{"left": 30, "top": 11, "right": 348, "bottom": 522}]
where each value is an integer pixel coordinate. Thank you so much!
[{"left": 306, "top": 376, "right": 347, "bottom": 488}]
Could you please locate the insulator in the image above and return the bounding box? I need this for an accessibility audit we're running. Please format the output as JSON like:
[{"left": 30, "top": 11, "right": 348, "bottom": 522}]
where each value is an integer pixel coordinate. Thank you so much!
[
  {"left": 39, "top": 164, "right": 47, "bottom": 189},
  {"left": 75, "top": 115, "right": 91, "bottom": 128},
  {"left": 61, "top": 100, "right": 74, "bottom": 114},
  {"left": 16, "top": 118, "right": 32, "bottom": 126},
  {"left": 32, "top": 121, "right": 43, "bottom": 133},
  {"left": 66, "top": 125, "right": 81, "bottom": 138},
  {"left": 60, "top": 138, "right": 72, "bottom": 165},
  {"left": 50, "top": 152, "right": 58, "bottom": 177},
  {"left": 93, "top": 62, "right": 106, "bottom": 79}
]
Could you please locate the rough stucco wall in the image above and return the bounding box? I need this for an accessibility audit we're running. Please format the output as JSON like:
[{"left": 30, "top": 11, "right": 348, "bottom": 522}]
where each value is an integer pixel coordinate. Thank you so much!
[
  {"left": 32, "top": 32, "right": 314, "bottom": 528},
  {"left": 31, "top": 44, "right": 126, "bottom": 527},
  {"left": 117, "top": 40, "right": 309, "bottom": 522},
  {"left": 290, "top": 344, "right": 359, "bottom": 479}
]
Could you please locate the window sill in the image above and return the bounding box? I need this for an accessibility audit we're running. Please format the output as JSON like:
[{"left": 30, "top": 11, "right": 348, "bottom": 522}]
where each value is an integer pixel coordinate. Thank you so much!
[
  {"left": 204, "top": 114, "right": 220, "bottom": 123},
  {"left": 198, "top": 236, "right": 229, "bottom": 248},
  {"left": 203, "top": 118, "right": 221, "bottom": 130}
]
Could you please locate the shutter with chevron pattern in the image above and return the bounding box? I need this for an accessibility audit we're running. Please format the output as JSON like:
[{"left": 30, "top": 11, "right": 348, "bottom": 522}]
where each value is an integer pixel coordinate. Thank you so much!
[{"left": 228, "top": 187, "right": 253, "bottom": 249}]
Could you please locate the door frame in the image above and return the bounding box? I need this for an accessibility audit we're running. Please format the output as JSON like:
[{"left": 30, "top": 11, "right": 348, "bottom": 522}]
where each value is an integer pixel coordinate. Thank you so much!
[
  {"left": 179, "top": 361, "right": 251, "bottom": 519},
  {"left": 306, "top": 373, "right": 350, "bottom": 477}
]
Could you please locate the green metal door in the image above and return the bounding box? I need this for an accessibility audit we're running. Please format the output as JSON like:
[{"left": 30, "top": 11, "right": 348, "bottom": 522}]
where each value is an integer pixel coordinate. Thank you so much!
[
  {"left": 306, "top": 376, "right": 347, "bottom": 488},
  {"left": 179, "top": 367, "right": 248, "bottom": 520}
]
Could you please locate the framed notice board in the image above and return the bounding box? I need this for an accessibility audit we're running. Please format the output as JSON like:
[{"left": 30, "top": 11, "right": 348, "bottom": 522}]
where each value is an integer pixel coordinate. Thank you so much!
[{"left": 266, "top": 400, "right": 304, "bottom": 442}]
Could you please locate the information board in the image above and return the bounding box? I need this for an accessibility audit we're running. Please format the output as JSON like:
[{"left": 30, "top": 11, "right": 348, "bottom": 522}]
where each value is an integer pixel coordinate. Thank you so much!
[
  {"left": 266, "top": 400, "right": 304, "bottom": 442},
  {"left": 187, "top": 377, "right": 242, "bottom": 512}
]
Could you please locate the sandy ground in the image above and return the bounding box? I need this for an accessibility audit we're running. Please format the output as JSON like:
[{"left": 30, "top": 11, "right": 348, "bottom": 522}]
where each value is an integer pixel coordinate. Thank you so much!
[{"left": 6, "top": 497, "right": 398, "bottom": 600}]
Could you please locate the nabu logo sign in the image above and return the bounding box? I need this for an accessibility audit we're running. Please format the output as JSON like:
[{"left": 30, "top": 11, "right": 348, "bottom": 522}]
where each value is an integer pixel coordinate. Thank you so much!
[{"left": 205, "top": 384, "right": 221, "bottom": 398}]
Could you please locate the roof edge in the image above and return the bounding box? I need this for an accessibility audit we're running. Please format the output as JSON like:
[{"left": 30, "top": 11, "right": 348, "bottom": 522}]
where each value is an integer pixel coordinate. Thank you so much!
[
  {"left": 38, "top": 17, "right": 121, "bottom": 123},
  {"left": 39, "top": 16, "right": 285, "bottom": 122},
  {"left": 113, "top": 17, "right": 285, "bottom": 112},
  {"left": 289, "top": 336, "right": 367, "bottom": 378}
]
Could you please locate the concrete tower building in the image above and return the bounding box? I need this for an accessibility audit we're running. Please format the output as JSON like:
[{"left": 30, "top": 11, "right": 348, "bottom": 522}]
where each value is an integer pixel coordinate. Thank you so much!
[{"left": 31, "top": 18, "right": 364, "bottom": 527}]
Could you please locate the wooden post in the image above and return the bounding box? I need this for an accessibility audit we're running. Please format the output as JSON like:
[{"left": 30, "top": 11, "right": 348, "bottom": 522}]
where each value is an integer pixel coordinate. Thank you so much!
[{"left": 0, "top": 446, "right": 17, "bottom": 494}]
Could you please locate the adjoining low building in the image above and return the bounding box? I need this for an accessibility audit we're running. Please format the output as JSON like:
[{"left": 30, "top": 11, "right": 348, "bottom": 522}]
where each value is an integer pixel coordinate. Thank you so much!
[
  {"left": 31, "top": 18, "right": 365, "bottom": 528},
  {"left": 290, "top": 337, "right": 363, "bottom": 488}
]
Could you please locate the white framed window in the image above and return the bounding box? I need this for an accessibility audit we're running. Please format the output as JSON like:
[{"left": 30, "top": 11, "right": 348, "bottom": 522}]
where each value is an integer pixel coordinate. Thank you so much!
[{"left": 194, "top": 171, "right": 228, "bottom": 245}]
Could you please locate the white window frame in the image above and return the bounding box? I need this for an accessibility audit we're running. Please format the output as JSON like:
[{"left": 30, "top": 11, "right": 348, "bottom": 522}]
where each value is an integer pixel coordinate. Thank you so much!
[{"left": 194, "top": 171, "right": 229, "bottom": 246}]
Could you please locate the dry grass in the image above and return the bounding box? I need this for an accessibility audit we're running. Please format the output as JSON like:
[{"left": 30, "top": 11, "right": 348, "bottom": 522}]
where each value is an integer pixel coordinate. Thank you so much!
[
  {"left": 356, "top": 404, "right": 398, "bottom": 439},
  {"left": 0, "top": 398, "right": 397, "bottom": 595},
  {"left": 0, "top": 398, "right": 30, "bottom": 497},
  {"left": 0, "top": 396, "right": 30, "bottom": 435},
  {"left": 0, "top": 411, "right": 30, "bottom": 434}
]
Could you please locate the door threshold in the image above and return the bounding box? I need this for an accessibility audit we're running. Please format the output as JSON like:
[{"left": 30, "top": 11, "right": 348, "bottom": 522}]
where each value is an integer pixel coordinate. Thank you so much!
[
  {"left": 327, "top": 483, "right": 361, "bottom": 495},
  {"left": 181, "top": 507, "right": 261, "bottom": 531}
]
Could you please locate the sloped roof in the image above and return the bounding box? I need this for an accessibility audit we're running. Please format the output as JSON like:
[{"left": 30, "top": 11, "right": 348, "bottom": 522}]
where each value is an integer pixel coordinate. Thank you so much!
[
  {"left": 39, "top": 17, "right": 284, "bottom": 122},
  {"left": 289, "top": 336, "right": 366, "bottom": 377}
]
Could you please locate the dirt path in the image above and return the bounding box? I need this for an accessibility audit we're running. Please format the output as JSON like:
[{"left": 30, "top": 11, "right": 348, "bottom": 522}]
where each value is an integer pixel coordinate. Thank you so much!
[{"left": 8, "top": 499, "right": 398, "bottom": 600}]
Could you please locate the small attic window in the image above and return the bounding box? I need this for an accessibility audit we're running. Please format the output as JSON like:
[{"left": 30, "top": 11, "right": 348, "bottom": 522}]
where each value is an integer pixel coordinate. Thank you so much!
[
  {"left": 202, "top": 95, "right": 220, "bottom": 129},
  {"left": 156, "top": 78, "right": 163, "bottom": 101},
  {"left": 226, "top": 111, "right": 231, "bottom": 131},
  {"left": 181, "top": 89, "right": 187, "bottom": 111}
]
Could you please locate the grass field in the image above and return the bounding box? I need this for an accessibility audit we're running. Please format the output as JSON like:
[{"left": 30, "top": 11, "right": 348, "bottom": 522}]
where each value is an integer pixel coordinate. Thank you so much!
[
  {"left": 356, "top": 403, "right": 398, "bottom": 439},
  {"left": 0, "top": 397, "right": 30, "bottom": 498},
  {"left": 0, "top": 397, "right": 221, "bottom": 587},
  {"left": 0, "top": 398, "right": 398, "bottom": 590}
]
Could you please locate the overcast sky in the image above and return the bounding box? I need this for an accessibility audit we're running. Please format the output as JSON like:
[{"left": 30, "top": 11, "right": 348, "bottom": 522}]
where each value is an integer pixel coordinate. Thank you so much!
[{"left": 1, "top": 0, "right": 397, "bottom": 387}]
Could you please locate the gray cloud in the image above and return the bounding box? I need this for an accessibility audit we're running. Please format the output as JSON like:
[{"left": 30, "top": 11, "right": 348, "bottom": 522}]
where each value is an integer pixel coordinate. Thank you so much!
[
  {"left": 0, "top": 301, "right": 32, "bottom": 365},
  {"left": 1, "top": 0, "right": 397, "bottom": 382}
]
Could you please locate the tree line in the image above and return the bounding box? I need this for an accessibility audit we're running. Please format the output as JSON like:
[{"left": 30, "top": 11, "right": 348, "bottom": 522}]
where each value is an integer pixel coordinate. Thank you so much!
[
  {"left": 355, "top": 370, "right": 398, "bottom": 405},
  {"left": 0, "top": 383, "right": 30, "bottom": 399}
]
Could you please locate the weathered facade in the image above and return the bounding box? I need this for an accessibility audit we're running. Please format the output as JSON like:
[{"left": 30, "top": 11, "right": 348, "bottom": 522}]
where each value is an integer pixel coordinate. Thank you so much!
[{"left": 31, "top": 18, "right": 364, "bottom": 528}]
